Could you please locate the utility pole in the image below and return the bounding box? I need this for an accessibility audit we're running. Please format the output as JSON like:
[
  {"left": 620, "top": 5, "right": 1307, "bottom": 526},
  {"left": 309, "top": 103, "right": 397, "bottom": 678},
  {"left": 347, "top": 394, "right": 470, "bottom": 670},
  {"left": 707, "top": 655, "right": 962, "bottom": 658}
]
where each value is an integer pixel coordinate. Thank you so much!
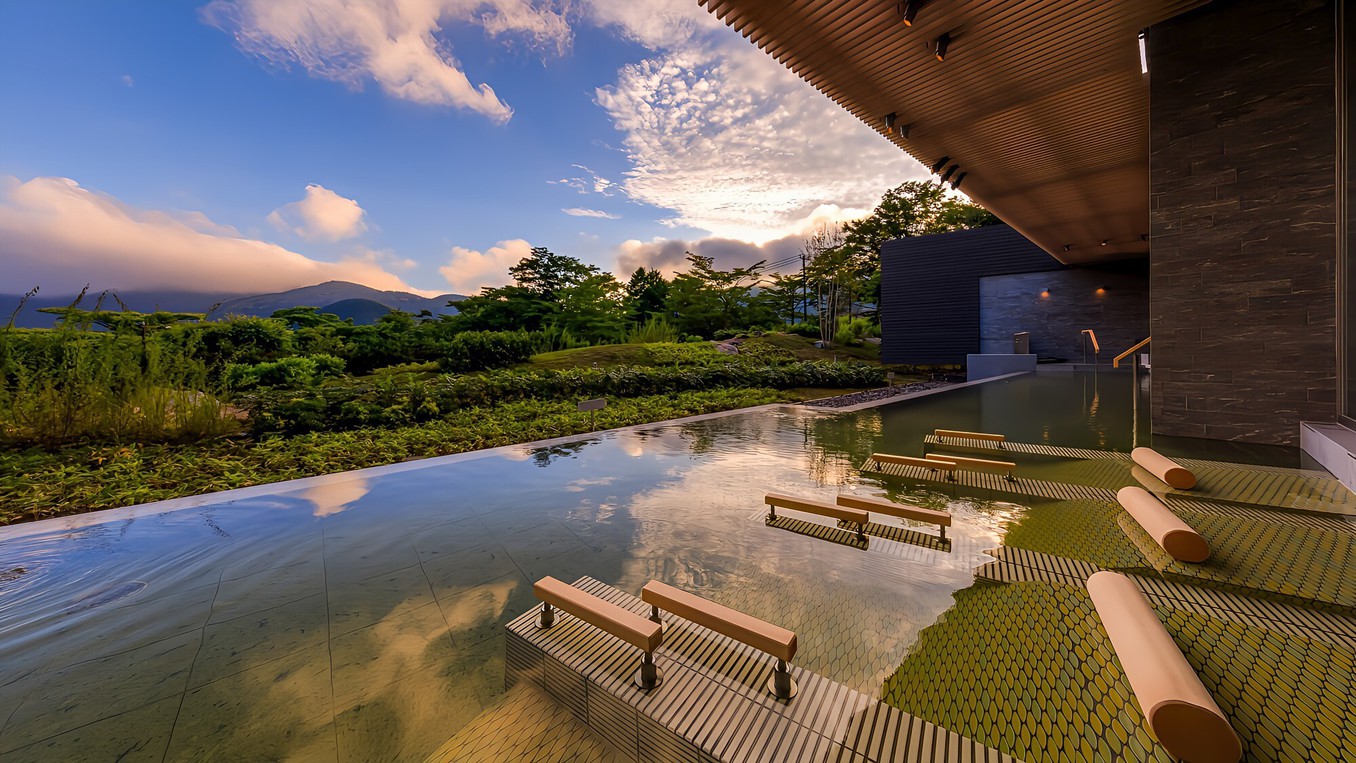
[{"left": 799, "top": 253, "right": 807, "bottom": 325}]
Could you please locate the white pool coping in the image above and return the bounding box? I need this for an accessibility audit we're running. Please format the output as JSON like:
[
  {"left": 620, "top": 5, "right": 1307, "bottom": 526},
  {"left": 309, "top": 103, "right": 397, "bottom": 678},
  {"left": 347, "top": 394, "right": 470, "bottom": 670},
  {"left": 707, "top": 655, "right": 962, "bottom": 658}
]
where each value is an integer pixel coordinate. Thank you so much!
[{"left": 0, "top": 372, "right": 1031, "bottom": 541}]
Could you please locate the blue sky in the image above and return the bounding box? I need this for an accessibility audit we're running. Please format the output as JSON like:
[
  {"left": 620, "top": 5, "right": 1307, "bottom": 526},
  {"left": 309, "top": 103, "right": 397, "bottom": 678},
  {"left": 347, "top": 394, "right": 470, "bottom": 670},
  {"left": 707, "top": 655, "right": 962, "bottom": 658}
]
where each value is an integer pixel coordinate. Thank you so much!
[{"left": 0, "top": 1, "right": 925, "bottom": 297}]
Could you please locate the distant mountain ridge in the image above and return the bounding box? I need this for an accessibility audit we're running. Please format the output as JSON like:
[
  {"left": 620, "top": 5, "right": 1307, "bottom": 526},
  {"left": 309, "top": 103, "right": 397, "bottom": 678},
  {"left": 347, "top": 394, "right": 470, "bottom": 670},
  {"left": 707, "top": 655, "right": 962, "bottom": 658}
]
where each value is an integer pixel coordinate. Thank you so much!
[
  {"left": 216, "top": 281, "right": 464, "bottom": 320},
  {"left": 2, "top": 281, "right": 466, "bottom": 328}
]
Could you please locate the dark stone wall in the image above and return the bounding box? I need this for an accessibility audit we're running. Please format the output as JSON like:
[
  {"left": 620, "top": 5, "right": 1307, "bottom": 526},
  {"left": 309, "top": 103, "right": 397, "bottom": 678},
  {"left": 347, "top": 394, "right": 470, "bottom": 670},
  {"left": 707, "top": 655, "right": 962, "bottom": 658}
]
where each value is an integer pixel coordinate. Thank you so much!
[
  {"left": 1149, "top": 0, "right": 1338, "bottom": 445},
  {"left": 880, "top": 225, "right": 1062, "bottom": 365},
  {"left": 978, "top": 264, "right": 1149, "bottom": 362}
]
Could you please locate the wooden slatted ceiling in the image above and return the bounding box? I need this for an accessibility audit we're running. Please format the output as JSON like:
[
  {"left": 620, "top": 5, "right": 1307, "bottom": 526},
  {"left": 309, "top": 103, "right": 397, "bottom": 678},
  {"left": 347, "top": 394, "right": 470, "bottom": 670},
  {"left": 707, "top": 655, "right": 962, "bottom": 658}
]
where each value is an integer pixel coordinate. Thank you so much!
[{"left": 698, "top": 0, "right": 1210, "bottom": 265}]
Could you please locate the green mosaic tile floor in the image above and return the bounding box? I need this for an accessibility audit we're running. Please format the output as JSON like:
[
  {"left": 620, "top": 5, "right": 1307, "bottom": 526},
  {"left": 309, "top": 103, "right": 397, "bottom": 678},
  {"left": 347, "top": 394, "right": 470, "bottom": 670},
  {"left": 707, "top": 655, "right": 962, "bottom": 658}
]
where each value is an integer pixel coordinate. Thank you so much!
[
  {"left": 880, "top": 579, "right": 1356, "bottom": 762},
  {"left": 874, "top": 443, "right": 1356, "bottom": 763}
]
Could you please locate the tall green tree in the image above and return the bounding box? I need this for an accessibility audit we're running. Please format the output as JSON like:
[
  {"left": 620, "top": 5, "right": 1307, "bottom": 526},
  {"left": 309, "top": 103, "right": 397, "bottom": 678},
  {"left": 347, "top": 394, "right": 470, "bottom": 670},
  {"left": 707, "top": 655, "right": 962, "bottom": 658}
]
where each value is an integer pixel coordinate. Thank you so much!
[
  {"left": 449, "top": 247, "right": 606, "bottom": 334},
  {"left": 554, "top": 272, "right": 626, "bottom": 343},
  {"left": 623, "top": 267, "right": 670, "bottom": 324},
  {"left": 666, "top": 253, "right": 768, "bottom": 337},
  {"left": 841, "top": 180, "right": 998, "bottom": 273},
  {"left": 509, "top": 246, "right": 597, "bottom": 299},
  {"left": 757, "top": 272, "right": 805, "bottom": 325}
]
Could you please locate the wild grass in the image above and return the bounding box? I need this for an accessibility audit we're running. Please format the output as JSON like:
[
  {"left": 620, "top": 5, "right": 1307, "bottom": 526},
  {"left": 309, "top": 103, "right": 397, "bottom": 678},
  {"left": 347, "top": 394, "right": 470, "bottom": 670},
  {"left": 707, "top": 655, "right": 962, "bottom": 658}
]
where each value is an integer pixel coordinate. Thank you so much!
[
  {"left": 0, "top": 388, "right": 785, "bottom": 523},
  {"left": 0, "top": 303, "right": 238, "bottom": 447}
]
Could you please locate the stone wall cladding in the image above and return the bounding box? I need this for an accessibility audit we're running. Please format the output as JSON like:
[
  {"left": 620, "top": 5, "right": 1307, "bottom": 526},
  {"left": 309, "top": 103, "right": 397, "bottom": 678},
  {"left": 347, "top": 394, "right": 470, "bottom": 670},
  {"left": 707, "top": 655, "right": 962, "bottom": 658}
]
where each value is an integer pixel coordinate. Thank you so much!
[
  {"left": 1149, "top": 0, "right": 1337, "bottom": 445},
  {"left": 979, "top": 267, "right": 1148, "bottom": 361}
]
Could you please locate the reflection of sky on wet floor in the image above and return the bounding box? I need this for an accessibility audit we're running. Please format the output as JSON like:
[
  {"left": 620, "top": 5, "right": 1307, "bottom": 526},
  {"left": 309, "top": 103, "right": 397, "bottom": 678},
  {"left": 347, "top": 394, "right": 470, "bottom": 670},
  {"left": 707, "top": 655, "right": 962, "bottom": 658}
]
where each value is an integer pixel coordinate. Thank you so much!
[{"left": 0, "top": 373, "right": 1299, "bottom": 759}]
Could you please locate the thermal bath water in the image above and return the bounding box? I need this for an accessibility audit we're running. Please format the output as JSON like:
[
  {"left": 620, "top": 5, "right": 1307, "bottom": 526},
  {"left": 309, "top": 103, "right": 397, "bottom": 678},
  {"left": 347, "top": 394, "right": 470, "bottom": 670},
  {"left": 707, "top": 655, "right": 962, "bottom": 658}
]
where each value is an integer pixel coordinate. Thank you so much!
[{"left": 0, "top": 370, "right": 1323, "bottom": 760}]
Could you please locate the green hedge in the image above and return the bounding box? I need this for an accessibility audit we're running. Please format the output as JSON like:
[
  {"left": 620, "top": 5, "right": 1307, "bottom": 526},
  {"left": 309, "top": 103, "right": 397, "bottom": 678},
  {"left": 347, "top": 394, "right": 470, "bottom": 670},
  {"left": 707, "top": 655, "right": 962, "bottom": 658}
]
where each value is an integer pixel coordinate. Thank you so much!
[
  {"left": 436, "top": 330, "right": 541, "bottom": 373},
  {"left": 245, "top": 360, "right": 883, "bottom": 434}
]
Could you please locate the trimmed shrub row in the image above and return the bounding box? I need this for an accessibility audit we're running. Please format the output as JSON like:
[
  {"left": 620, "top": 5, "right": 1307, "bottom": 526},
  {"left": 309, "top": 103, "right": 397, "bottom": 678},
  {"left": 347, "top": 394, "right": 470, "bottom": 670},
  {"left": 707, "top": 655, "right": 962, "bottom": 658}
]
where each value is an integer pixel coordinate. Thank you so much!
[{"left": 245, "top": 360, "right": 884, "bottom": 434}]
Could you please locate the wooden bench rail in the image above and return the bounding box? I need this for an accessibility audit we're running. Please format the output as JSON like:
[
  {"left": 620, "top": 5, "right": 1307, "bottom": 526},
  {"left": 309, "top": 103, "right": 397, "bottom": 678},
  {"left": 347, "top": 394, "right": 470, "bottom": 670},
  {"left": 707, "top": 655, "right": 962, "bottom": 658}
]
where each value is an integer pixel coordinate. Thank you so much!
[
  {"left": 1131, "top": 447, "right": 1197, "bottom": 490},
  {"left": 1088, "top": 572, "right": 1241, "bottom": 763},
  {"left": 1116, "top": 487, "right": 1211, "bottom": 563},
  {"left": 641, "top": 580, "right": 799, "bottom": 699},
  {"left": 871, "top": 453, "right": 959, "bottom": 481},
  {"left": 534, "top": 576, "right": 665, "bottom": 689},
  {"left": 764, "top": 493, "right": 868, "bottom": 539},
  {"left": 925, "top": 452, "right": 1017, "bottom": 480},
  {"left": 934, "top": 429, "right": 1006, "bottom": 443},
  {"left": 834, "top": 495, "right": 951, "bottom": 540}
]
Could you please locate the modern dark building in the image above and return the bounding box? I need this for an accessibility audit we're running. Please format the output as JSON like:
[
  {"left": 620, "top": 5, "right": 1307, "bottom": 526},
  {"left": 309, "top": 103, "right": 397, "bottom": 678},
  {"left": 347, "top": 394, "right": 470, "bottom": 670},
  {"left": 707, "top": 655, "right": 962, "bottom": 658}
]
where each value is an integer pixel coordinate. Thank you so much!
[
  {"left": 704, "top": 0, "right": 1352, "bottom": 462},
  {"left": 879, "top": 224, "right": 1149, "bottom": 365}
]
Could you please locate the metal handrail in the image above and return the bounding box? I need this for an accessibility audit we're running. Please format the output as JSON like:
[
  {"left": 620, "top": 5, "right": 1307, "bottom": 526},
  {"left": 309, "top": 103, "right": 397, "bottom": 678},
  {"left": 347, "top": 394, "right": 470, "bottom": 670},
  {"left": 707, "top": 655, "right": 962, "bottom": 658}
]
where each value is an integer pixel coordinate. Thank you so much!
[
  {"left": 1113, "top": 337, "right": 1152, "bottom": 368},
  {"left": 1080, "top": 329, "right": 1100, "bottom": 354}
]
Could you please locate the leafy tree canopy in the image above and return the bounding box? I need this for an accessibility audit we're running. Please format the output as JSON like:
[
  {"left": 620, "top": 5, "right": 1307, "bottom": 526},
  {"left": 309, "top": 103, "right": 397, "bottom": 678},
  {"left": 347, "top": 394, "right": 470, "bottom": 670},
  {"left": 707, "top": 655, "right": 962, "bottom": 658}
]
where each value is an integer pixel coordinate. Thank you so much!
[{"left": 841, "top": 180, "right": 999, "bottom": 271}]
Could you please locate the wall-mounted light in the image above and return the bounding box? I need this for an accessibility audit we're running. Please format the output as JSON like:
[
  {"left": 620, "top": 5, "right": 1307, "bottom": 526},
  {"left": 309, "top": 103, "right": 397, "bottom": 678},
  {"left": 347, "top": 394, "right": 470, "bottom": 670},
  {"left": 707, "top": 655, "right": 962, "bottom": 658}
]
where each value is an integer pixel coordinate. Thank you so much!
[
  {"left": 1040, "top": 289, "right": 1051, "bottom": 299},
  {"left": 895, "top": 123, "right": 912, "bottom": 139},
  {"left": 1095, "top": 286, "right": 1107, "bottom": 296},
  {"left": 934, "top": 33, "right": 951, "bottom": 62},
  {"left": 930, "top": 156, "right": 950, "bottom": 173},
  {"left": 1138, "top": 30, "right": 1148, "bottom": 75},
  {"left": 1140, "top": 233, "right": 1148, "bottom": 241},
  {"left": 899, "top": 0, "right": 920, "bottom": 27},
  {"left": 883, "top": 112, "right": 897, "bottom": 130},
  {"left": 951, "top": 171, "right": 967, "bottom": 190}
]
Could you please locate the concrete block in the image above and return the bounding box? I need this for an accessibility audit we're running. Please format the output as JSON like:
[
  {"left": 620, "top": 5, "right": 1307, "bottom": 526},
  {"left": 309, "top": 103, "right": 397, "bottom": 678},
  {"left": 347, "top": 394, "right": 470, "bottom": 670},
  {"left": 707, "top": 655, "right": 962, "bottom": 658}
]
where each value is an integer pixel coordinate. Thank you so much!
[{"left": 966, "top": 354, "right": 1037, "bottom": 381}]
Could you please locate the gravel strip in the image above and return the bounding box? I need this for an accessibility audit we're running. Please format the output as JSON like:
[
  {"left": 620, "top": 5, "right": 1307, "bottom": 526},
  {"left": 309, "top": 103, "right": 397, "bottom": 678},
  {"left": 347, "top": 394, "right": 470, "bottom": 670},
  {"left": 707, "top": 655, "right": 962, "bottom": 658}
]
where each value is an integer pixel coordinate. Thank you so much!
[{"left": 801, "top": 381, "right": 954, "bottom": 408}]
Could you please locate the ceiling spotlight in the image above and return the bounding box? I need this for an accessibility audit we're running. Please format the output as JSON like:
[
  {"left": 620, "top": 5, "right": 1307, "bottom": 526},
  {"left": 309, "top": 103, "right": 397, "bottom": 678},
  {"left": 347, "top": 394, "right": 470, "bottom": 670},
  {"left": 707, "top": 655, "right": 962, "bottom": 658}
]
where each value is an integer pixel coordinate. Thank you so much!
[
  {"left": 951, "top": 171, "right": 967, "bottom": 190},
  {"left": 930, "top": 156, "right": 950, "bottom": 173},
  {"left": 883, "top": 112, "right": 897, "bottom": 130},
  {"left": 1140, "top": 233, "right": 1149, "bottom": 241},
  {"left": 940, "top": 164, "right": 959, "bottom": 184},
  {"left": 1040, "top": 289, "right": 1051, "bottom": 299},
  {"left": 1138, "top": 30, "right": 1148, "bottom": 75},
  {"left": 899, "top": 0, "right": 920, "bottom": 26},
  {"left": 1101, "top": 239, "right": 1109, "bottom": 246},
  {"left": 895, "top": 123, "right": 912, "bottom": 139},
  {"left": 934, "top": 33, "right": 951, "bottom": 62},
  {"left": 1096, "top": 286, "right": 1107, "bottom": 295},
  {"left": 1063, "top": 244, "right": 1072, "bottom": 252}
]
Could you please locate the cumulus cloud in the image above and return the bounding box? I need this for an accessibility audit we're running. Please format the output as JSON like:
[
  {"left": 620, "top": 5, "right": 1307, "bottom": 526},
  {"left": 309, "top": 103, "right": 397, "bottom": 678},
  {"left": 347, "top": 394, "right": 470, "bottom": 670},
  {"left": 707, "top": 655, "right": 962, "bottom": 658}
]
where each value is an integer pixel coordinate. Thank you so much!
[
  {"left": 268, "top": 183, "right": 368, "bottom": 241},
  {"left": 615, "top": 233, "right": 804, "bottom": 278},
  {"left": 578, "top": 0, "right": 927, "bottom": 247},
  {"left": 439, "top": 238, "right": 532, "bottom": 293},
  {"left": 562, "top": 208, "right": 618, "bottom": 219},
  {"left": 0, "top": 175, "right": 429, "bottom": 295},
  {"left": 120, "top": 74, "right": 134, "bottom": 87},
  {"left": 595, "top": 39, "right": 925, "bottom": 243},
  {"left": 201, "top": 0, "right": 572, "bottom": 123},
  {"left": 582, "top": 0, "right": 719, "bottom": 50}
]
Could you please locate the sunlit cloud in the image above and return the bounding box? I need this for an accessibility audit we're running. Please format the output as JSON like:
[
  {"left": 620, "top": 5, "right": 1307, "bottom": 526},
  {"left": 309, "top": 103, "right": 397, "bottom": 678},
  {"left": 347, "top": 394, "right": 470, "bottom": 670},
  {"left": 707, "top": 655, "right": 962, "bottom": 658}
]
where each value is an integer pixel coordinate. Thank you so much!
[
  {"left": 615, "top": 234, "right": 802, "bottom": 277},
  {"left": 439, "top": 238, "right": 532, "bottom": 294},
  {"left": 120, "top": 74, "right": 135, "bottom": 87},
  {"left": 563, "top": 207, "right": 619, "bottom": 219},
  {"left": 547, "top": 164, "right": 617, "bottom": 196},
  {"left": 587, "top": 0, "right": 925, "bottom": 246},
  {"left": 202, "top": 0, "right": 572, "bottom": 123},
  {"left": 268, "top": 183, "right": 368, "bottom": 242},
  {"left": 0, "top": 175, "right": 431, "bottom": 295},
  {"left": 300, "top": 474, "right": 370, "bottom": 517}
]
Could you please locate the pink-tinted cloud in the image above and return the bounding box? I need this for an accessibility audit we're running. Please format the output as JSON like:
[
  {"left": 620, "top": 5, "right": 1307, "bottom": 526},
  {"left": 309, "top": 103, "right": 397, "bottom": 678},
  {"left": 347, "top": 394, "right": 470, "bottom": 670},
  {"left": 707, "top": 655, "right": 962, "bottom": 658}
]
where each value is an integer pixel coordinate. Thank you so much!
[{"left": 0, "top": 175, "right": 431, "bottom": 295}]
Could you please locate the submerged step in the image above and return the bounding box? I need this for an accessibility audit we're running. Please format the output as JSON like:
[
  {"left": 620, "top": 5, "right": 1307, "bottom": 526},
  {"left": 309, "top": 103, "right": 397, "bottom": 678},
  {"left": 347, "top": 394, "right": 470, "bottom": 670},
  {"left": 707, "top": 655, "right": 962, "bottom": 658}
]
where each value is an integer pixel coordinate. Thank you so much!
[{"left": 505, "top": 576, "right": 1017, "bottom": 763}]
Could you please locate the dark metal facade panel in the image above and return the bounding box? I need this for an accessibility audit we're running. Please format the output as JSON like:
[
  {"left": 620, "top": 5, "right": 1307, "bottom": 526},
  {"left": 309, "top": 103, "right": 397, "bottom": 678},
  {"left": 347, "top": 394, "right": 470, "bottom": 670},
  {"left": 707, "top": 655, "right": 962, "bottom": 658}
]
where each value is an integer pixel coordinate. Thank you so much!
[{"left": 880, "top": 225, "right": 1061, "bottom": 365}]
